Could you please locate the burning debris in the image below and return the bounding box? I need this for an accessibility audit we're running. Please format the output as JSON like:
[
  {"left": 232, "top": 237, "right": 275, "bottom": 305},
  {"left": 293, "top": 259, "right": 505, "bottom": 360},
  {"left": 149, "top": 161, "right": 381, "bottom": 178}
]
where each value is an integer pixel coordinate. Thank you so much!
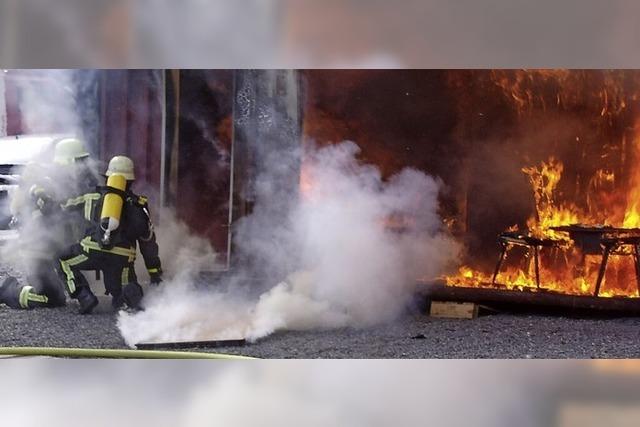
[{"left": 447, "top": 153, "right": 640, "bottom": 298}]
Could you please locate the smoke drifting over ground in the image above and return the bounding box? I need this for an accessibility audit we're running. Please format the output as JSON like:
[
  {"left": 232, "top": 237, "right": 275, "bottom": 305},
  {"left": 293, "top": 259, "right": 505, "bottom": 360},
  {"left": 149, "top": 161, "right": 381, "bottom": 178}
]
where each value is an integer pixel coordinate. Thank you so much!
[{"left": 119, "top": 141, "right": 460, "bottom": 346}]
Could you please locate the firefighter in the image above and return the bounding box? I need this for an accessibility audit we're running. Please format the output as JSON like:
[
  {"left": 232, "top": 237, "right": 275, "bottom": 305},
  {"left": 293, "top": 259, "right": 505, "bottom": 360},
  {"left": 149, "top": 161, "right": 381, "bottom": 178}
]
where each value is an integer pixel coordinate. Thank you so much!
[
  {"left": 0, "top": 162, "right": 66, "bottom": 309},
  {"left": 57, "top": 155, "right": 162, "bottom": 314},
  {"left": 0, "top": 138, "right": 99, "bottom": 309},
  {"left": 55, "top": 137, "right": 103, "bottom": 250},
  {"left": 53, "top": 137, "right": 100, "bottom": 196}
]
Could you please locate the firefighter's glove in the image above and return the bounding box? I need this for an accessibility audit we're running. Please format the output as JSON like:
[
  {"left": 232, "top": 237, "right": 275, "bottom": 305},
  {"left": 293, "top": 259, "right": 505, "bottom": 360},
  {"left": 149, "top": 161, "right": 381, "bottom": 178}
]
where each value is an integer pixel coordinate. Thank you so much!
[
  {"left": 149, "top": 269, "right": 163, "bottom": 286},
  {"left": 36, "top": 197, "right": 55, "bottom": 215},
  {"left": 8, "top": 216, "right": 19, "bottom": 229},
  {"left": 29, "top": 185, "right": 53, "bottom": 215}
]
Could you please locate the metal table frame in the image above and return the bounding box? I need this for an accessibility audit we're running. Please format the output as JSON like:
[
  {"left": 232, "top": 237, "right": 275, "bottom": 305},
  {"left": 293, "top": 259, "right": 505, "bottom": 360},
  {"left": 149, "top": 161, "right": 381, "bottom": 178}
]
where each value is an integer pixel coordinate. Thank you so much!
[{"left": 492, "top": 232, "right": 559, "bottom": 289}]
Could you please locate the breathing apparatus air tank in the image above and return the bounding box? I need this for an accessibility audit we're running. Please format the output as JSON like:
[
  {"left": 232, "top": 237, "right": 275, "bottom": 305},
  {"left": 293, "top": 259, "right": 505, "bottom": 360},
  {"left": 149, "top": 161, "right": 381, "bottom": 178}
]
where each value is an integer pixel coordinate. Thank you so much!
[{"left": 100, "top": 173, "right": 127, "bottom": 246}]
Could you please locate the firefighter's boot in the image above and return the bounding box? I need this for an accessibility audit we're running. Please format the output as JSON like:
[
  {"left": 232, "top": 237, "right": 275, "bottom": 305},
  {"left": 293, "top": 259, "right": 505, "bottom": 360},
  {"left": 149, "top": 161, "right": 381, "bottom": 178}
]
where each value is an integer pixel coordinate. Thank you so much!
[
  {"left": 0, "top": 276, "right": 22, "bottom": 309},
  {"left": 122, "top": 282, "right": 144, "bottom": 311},
  {"left": 111, "top": 289, "right": 124, "bottom": 311},
  {"left": 76, "top": 286, "right": 98, "bottom": 314}
]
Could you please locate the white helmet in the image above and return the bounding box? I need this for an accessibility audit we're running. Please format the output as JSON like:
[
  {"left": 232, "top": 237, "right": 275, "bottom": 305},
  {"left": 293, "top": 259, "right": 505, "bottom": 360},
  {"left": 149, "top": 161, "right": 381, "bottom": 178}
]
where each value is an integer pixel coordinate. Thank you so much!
[
  {"left": 53, "top": 138, "right": 90, "bottom": 165},
  {"left": 106, "top": 155, "right": 135, "bottom": 181}
]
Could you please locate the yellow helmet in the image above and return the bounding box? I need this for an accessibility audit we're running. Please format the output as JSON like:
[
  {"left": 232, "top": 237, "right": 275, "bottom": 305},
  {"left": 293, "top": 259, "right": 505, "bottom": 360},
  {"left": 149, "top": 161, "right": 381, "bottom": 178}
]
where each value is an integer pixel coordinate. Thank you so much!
[
  {"left": 106, "top": 155, "right": 135, "bottom": 181},
  {"left": 53, "top": 138, "right": 90, "bottom": 165}
]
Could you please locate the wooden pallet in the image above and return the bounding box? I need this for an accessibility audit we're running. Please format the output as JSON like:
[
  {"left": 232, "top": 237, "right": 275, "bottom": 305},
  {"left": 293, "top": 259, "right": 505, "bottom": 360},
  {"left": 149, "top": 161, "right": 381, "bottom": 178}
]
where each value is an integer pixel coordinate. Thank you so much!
[{"left": 429, "top": 301, "right": 479, "bottom": 319}]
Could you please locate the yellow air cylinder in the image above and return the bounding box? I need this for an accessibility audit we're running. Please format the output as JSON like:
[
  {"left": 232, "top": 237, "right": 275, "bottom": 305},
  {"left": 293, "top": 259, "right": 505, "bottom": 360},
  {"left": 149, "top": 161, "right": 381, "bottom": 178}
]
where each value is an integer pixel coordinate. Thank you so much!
[{"left": 100, "top": 173, "right": 127, "bottom": 245}]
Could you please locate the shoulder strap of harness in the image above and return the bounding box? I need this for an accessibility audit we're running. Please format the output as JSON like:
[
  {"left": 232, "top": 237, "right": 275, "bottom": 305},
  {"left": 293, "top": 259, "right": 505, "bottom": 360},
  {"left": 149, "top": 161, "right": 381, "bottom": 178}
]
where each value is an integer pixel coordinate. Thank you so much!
[{"left": 96, "top": 185, "right": 129, "bottom": 199}]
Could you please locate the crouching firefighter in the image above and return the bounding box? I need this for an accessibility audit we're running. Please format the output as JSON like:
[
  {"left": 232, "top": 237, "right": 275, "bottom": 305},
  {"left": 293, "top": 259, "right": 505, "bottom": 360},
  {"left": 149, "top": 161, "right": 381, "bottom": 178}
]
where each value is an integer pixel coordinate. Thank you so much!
[
  {"left": 0, "top": 138, "right": 97, "bottom": 310},
  {"left": 0, "top": 163, "right": 66, "bottom": 309},
  {"left": 57, "top": 156, "right": 163, "bottom": 314}
]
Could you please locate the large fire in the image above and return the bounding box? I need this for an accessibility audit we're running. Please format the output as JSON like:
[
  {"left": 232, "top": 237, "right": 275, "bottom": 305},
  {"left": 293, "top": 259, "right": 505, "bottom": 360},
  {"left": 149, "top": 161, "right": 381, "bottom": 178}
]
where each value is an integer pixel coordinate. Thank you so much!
[
  {"left": 300, "top": 70, "right": 640, "bottom": 298},
  {"left": 447, "top": 70, "right": 640, "bottom": 298}
]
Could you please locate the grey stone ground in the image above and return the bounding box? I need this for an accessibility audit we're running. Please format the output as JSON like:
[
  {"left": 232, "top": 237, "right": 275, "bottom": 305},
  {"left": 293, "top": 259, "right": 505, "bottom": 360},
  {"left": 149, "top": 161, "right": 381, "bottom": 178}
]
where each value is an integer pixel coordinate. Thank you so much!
[{"left": 1, "top": 297, "right": 639, "bottom": 358}]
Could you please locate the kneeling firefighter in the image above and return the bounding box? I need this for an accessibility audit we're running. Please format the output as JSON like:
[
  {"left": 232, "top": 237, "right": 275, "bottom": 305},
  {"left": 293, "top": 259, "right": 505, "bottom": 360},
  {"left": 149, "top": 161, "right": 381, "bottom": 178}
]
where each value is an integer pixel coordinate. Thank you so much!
[
  {"left": 0, "top": 138, "right": 97, "bottom": 309},
  {"left": 57, "top": 156, "right": 163, "bottom": 314}
]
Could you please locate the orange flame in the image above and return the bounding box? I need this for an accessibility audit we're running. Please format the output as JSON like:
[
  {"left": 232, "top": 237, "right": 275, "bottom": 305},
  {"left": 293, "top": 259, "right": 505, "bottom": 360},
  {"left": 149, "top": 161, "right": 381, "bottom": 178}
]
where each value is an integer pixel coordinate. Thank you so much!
[{"left": 522, "top": 158, "right": 582, "bottom": 241}]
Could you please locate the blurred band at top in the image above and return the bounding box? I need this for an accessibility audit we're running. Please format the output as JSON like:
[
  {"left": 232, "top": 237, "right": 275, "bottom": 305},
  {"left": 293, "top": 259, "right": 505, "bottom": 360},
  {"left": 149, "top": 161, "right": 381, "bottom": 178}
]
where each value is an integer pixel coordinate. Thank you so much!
[{"left": 1, "top": 0, "right": 640, "bottom": 68}]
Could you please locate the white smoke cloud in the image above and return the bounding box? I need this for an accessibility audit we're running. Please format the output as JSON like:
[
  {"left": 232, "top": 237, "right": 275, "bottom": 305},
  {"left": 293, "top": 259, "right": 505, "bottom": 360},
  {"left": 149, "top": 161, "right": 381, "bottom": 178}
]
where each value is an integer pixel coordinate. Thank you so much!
[
  {"left": 118, "top": 141, "right": 460, "bottom": 346},
  {"left": 122, "top": 209, "right": 253, "bottom": 344}
]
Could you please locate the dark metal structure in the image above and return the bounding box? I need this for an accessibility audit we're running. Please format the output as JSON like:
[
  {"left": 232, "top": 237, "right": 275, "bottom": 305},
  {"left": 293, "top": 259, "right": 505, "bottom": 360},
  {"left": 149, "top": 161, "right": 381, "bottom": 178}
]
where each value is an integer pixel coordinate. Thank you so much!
[
  {"left": 552, "top": 225, "right": 640, "bottom": 297},
  {"left": 230, "top": 70, "right": 303, "bottom": 271},
  {"left": 492, "top": 231, "right": 560, "bottom": 289},
  {"left": 491, "top": 224, "right": 640, "bottom": 297}
]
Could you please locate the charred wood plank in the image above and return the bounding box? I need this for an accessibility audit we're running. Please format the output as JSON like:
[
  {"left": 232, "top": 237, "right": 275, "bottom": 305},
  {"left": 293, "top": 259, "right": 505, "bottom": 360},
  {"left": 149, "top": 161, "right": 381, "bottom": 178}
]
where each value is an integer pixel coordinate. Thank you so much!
[{"left": 419, "top": 282, "right": 640, "bottom": 315}]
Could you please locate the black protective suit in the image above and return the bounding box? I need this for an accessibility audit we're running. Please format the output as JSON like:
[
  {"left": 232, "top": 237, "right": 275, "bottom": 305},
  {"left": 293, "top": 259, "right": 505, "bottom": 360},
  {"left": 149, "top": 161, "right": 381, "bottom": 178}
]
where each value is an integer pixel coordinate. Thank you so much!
[{"left": 57, "top": 185, "right": 162, "bottom": 313}]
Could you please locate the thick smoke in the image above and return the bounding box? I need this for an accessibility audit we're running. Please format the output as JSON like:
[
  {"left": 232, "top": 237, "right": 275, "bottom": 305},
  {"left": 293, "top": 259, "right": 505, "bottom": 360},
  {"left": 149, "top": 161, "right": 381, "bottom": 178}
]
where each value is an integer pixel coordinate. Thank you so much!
[{"left": 119, "top": 141, "right": 460, "bottom": 345}]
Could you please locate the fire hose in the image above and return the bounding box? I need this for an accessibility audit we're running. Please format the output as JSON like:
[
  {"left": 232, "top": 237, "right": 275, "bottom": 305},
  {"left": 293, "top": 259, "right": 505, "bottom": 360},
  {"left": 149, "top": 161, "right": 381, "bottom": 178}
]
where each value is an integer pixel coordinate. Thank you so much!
[{"left": 0, "top": 346, "right": 255, "bottom": 359}]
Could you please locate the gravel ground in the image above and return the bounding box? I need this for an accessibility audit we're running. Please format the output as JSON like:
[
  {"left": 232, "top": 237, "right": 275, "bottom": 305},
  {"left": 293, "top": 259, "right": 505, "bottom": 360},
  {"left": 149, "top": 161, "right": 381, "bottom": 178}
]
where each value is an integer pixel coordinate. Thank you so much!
[
  {"left": 3, "top": 259, "right": 640, "bottom": 358},
  {"left": 1, "top": 299, "right": 640, "bottom": 358}
]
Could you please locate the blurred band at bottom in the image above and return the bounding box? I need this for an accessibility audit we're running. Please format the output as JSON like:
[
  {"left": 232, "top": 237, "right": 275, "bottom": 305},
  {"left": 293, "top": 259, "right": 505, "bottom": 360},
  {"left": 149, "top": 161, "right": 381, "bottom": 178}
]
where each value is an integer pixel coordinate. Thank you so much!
[{"left": 0, "top": 359, "right": 639, "bottom": 427}]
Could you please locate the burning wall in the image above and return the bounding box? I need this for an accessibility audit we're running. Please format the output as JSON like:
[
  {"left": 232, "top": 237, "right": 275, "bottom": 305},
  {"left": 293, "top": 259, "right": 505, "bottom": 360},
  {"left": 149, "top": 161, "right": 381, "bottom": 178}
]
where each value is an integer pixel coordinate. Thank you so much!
[
  {"left": 302, "top": 70, "right": 640, "bottom": 298},
  {"left": 446, "top": 70, "right": 640, "bottom": 297}
]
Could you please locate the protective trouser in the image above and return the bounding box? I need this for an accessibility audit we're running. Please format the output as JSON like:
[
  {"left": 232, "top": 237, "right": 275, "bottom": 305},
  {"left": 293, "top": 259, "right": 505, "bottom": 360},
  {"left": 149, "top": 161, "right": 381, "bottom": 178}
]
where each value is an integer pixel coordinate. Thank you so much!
[
  {"left": 0, "top": 260, "right": 67, "bottom": 309},
  {"left": 58, "top": 239, "right": 142, "bottom": 309}
]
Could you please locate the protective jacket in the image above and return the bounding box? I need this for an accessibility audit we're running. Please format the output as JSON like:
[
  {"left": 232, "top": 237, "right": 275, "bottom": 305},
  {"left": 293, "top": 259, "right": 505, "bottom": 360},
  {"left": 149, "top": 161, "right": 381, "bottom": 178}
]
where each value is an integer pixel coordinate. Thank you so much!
[{"left": 58, "top": 187, "right": 161, "bottom": 311}]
